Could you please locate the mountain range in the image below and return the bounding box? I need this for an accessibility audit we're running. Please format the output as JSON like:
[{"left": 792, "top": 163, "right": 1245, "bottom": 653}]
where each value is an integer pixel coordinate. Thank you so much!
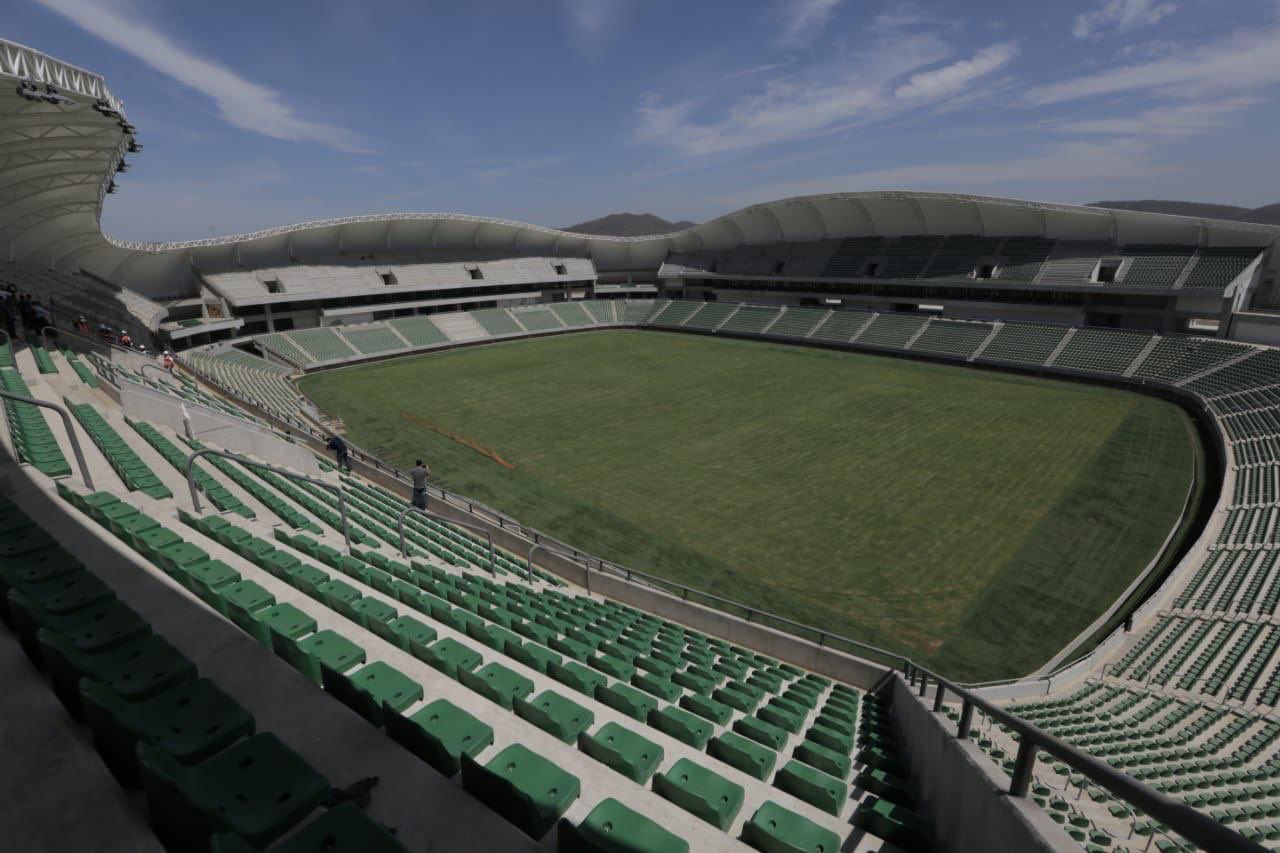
[
  {"left": 561, "top": 213, "right": 697, "bottom": 237},
  {"left": 562, "top": 201, "right": 1280, "bottom": 239}
]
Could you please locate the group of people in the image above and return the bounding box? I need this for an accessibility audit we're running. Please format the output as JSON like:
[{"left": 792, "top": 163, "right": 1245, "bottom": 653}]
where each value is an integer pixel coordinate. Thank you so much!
[
  {"left": 0, "top": 286, "right": 51, "bottom": 339},
  {"left": 325, "top": 435, "right": 433, "bottom": 509}
]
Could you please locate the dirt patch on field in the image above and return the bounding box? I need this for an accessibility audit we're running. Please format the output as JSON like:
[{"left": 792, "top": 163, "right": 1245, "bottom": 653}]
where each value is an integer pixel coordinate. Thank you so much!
[{"left": 399, "top": 411, "right": 518, "bottom": 470}]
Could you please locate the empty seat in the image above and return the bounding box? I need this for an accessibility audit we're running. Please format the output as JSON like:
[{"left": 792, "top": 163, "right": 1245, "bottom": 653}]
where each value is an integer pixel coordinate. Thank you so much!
[
  {"left": 742, "top": 800, "right": 841, "bottom": 853},
  {"left": 558, "top": 797, "right": 689, "bottom": 853},
  {"left": 459, "top": 661, "right": 534, "bottom": 709},
  {"left": 137, "top": 732, "right": 330, "bottom": 849},
  {"left": 210, "top": 803, "right": 408, "bottom": 852},
  {"left": 707, "top": 731, "right": 777, "bottom": 781},
  {"left": 578, "top": 722, "right": 663, "bottom": 783},
  {"left": 79, "top": 677, "right": 254, "bottom": 784},
  {"left": 385, "top": 699, "right": 493, "bottom": 776},
  {"left": 38, "top": 628, "right": 196, "bottom": 716},
  {"left": 460, "top": 743, "right": 580, "bottom": 839},
  {"left": 653, "top": 757, "right": 744, "bottom": 830},
  {"left": 321, "top": 661, "right": 422, "bottom": 725},
  {"left": 775, "top": 760, "right": 846, "bottom": 816},
  {"left": 648, "top": 705, "right": 712, "bottom": 749},
  {"left": 515, "top": 689, "right": 595, "bottom": 743}
]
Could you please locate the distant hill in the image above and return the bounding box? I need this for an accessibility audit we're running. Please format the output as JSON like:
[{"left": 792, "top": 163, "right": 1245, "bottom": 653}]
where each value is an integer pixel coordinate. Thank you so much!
[
  {"left": 1088, "top": 200, "right": 1280, "bottom": 225},
  {"left": 562, "top": 213, "right": 696, "bottom": 237}
]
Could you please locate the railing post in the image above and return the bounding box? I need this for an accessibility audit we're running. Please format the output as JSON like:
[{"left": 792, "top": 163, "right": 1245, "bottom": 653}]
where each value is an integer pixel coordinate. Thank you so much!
[
  {"left": 1010, "top": 740, "right": 1037, "bottom": 798},
  {"left": 958, "top": 699, "right": 974, "bottom": 739},
  {"left": 525, "top": 543, "right": 549, "bottom": 585},
  {"left": 0, "top": 390, "right": 94, "bottom": 491},
  {"left": 918, "top": 672, "right": 929, "bottom": 697},
  {"left": 40, "top": 325, "right": 59, "bottom": 353},
  {"left": 933, "top": 681, "right": 945, "bottom": 712}
]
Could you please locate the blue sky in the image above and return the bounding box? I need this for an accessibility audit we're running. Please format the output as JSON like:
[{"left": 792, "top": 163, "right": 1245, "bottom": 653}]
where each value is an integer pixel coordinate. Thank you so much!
[{"left": 9, "top": 0, "right": 1280, "bottom": 241}]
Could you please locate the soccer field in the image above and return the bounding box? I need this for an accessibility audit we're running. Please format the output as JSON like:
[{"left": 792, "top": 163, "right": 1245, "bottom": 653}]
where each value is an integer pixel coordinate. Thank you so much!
[{"left": 300, "top": 329, "right": 1200, "bottom": 681}]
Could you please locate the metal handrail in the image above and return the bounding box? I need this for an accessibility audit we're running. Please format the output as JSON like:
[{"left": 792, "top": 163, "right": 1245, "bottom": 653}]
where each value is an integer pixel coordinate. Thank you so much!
[
  {"left": 183, "top": 447, "right": 352, "bottom": 553},
  {"left": 397, "top": 504, "right": 495, "bottom": 572},
  {"left": 138, "top": 362, "right": 175, "bottom": 385},
  {"left": 899, "top": 660, "right": 1263, "bottom": 852},
  {"left": 525, "top": 543, "right": 553, "bottom": 587},
  {"left": 0, "top": 390, "right": 94, "bottom": 490}
]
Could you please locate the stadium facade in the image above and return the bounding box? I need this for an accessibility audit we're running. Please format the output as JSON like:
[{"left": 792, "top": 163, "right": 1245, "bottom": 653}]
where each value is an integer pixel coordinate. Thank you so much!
[
  {"left": 3, "top": 39, "right": 1279, "bottom": 352},
  {"left": 5, "top": 35, "right": 1280, "bottom": 853}
]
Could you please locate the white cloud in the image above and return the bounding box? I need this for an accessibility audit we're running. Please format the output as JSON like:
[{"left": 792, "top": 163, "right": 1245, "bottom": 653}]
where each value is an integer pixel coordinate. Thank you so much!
[
  {"left": 775, "top": 0, "right": 844, "bottom": 47},
  {"left": 34, "top": 0, "right": 370, "bottom": 153},
  {"left": 894, "top": 43, "right": 1019, "bottom": 100},
  {"left": 712, "top": 140, "right": 1172, "bottom": 207},
  {"left": 1028, "top": 23, "right": 1280, "bottom": 104},
  {"left": 1047, "top": 97, "right": 1259, "bottom": 140},
  {"left": 637, "top": 38, "right": 1017, "bottom": 156},
  {"left": 1074, "top": 0, "right": 1178, "bottom": 39},
  {"left": 561, "top": 0, "right": 628, "bottom": 48}
]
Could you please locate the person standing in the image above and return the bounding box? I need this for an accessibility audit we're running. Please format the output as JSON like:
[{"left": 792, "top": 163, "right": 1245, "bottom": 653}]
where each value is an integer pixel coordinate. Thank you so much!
[
  {"left": 410, "top": 459, "right": 432, "bottom": 509},
  {"left": 326, "top": 435, "right": 351, "bottom": 471}
]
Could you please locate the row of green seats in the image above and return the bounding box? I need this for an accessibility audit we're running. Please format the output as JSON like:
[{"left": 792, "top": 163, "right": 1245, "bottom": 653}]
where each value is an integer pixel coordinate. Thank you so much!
[
  {"left": 127, "top": 419, "right": 255, "bottom": 518},
  {"left": 244, "top": 512, "right": 857, "bottom": 850},
  {"left": 0, "top": 367, "right": 71, "bottom": 476},
  {"left": 65, "top": 399, "right": 171, "bottom": 498},
  {"left": 230, "top": 456, "right": 372, "bottom": 544},
  {"left": 31, "top": 342, "right": 58, "bottom": 374},
  {"left": 343, "top": 477, "right": 560, "bottom": 582},
  {"left": 3, "top": 489, "right": 404, "bottom": 851},
  {"left": 62, "top": 348, "right": 100, "bottom": 388},
  {"left": 179, "top": 437, "right": 324, "bottom": 532}
]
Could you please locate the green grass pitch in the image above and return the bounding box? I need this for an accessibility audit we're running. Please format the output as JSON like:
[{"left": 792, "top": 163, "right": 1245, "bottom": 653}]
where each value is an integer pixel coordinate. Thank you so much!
[{"left": 301, "top": 329, "right": 1199, "bottom": 681}]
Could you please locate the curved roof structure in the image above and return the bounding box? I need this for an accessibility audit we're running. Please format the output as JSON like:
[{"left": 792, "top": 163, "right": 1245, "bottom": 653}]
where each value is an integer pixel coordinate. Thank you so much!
[{"left": 3, "top": 38, "right": 1278, "bottom": 300}]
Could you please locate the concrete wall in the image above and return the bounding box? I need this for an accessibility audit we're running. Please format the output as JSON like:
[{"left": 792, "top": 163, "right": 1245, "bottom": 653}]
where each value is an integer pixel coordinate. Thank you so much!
[
  {"left": 890, "top": 678, "right": 1077, "bottom": 852},
  {"left": 116, "top": 379, "right": 320, "bottom": 475}
]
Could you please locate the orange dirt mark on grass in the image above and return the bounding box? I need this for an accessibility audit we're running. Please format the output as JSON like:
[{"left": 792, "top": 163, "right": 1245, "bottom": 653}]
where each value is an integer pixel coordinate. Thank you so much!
[{"left": 399, "top": 411, "right": 518, "bottom": 470}]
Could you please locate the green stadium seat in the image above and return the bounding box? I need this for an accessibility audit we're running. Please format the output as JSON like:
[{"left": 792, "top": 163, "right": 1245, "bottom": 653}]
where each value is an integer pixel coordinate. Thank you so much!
[
  {"left": 460, "top": 743, "right": 580, "bottom": 838},
  {"left": 742, "top": 800, "right": 842, "bottom": 853},
  {"left": 137, "top": 733, "right": 329, "bottom": 850},
  {"left": 421, "top": 636, "right": 483, "bottom": 679},
  {"left": 653, "top": 758, "right": 744, "bottom": 830},
  {"left": 211, "top": 803, "right": 408, "bottom": 853},
  {"left": 679, "top": 691, "right": 733, "bottom": 725},
  {"left": 774, "top": 760, "right": 846, "bottom": 816},
  {"left": 707, "top": 731, "right": 777, "bottom": 781},
  {"left": 382, "top": 614, "right": 437, "bottom": 653},
  {"left": 460, "top": 661, "right": 534, "bottom": 709},
  {"left": 595, "top": 682, "right": 658, "bottom": 721},
  {"left": 794, "top": 739, "right": 852, "bottom": 780},
  {"left": 39, "top": 628, "right": 196, "bottom": 716},
  {"left": 515, "top": 689, "right": 595, "bottom": 743},
  {"left": 79, "top": 677, "right": 254, "bottom": 784},
  {"left": 853, "top": 796, "right": 934, "bottom": 852},
  {"left": 735, "top": 715, "right": 790, "bottom": 751},
  {"left": 647, "top": 705, "right": 712, "bottom": 749},
  {"left": 578, "top": 722, "right": 663, "bottom": 783},
  {"left": 385, "top": 699, "right": 494, "bottom": 776},
  {"left": 278, "top": 630, "right": 366, "bottom": 686},
  {"left": 558, "top": 797, "right": 689, "bottom": 853},
  {"left": 321, "top": 660, "right": 423, "bottom": 724}
]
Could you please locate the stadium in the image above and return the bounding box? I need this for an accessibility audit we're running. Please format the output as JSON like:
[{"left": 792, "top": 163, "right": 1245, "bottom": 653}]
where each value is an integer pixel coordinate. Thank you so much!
[{"left": 2, "top": 24, "right": 1280, "bottom": 853}]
